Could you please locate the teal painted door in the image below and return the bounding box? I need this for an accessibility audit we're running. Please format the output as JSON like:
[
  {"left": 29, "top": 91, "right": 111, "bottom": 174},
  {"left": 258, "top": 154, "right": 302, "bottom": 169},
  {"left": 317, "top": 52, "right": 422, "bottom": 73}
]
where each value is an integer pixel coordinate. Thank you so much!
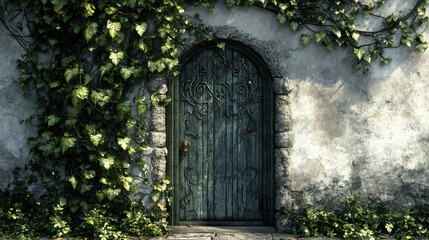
[{"left": 177, "top": 44, "right": 269, "bottom": 223}]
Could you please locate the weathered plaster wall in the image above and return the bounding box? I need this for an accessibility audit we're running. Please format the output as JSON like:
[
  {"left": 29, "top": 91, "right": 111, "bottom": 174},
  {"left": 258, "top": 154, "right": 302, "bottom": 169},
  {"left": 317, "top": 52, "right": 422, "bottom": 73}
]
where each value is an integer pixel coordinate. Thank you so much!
[
  {"left": 185, "top": 1, "right": 429, "bottom": 230},
  {"left": 0, "top": 27, "right": 36, "bottom": 188}
]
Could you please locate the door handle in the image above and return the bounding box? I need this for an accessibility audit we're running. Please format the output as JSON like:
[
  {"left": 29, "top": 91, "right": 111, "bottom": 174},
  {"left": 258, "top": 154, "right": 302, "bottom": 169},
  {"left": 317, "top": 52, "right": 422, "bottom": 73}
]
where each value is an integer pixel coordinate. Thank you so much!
[{"left": 181, "top": 140, "right": 190, "bottom": 156}]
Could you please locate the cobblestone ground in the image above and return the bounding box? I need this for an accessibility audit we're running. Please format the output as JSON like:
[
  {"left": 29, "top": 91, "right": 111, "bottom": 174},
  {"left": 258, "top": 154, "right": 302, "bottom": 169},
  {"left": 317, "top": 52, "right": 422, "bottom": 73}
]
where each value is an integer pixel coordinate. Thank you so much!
[{"left": 147, "top": 227, "right": 339, "bottom": 240}]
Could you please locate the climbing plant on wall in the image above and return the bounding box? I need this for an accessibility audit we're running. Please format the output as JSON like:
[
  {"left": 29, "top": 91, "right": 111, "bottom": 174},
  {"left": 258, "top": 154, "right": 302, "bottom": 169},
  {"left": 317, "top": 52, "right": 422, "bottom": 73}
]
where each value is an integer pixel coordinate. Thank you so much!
[
  {"left": 0, "top": 0, "right": 427, "bottom": 238},
  {"left": 228, "top": 0, "right": 429, "bottom": 72}
]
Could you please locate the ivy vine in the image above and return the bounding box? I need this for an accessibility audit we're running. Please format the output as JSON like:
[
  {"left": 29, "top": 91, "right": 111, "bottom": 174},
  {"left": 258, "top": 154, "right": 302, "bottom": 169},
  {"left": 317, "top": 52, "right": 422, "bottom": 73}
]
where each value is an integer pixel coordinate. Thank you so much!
[
  {"left": 0, "top": 0, "right": 427, "bottom": 238},
  {"left": 228, "top": 0, "right": 428, "bottom": 72}
]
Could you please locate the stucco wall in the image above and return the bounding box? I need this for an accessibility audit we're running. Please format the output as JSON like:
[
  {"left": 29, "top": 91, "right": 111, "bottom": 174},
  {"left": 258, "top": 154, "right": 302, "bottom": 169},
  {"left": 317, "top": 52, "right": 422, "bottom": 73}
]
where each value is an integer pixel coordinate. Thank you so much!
[{"left": 0, "top": 27, "right": 36, "bottom": 188}]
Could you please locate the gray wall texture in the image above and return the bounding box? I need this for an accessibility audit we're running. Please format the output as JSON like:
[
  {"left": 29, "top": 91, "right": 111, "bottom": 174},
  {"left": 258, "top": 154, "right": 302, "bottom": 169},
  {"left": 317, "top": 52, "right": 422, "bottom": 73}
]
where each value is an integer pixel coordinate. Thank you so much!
[
  {"left": 0, "top": 27, "right": 36, "bottom": 188},
  {"left": 1, "top": 0, "right": 429, "bottom": 229}
]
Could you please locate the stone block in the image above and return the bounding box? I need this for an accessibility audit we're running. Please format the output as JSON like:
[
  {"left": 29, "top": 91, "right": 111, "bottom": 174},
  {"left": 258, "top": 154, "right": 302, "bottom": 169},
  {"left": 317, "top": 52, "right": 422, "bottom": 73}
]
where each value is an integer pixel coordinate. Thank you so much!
[
  {"left": 148, "top": 77, "right": 168, "bottom": 94},
  {"left": 150, "top": 131, "right": 166, "bottom": 148},
  {"left": 274, "top": 132, "right": 293, "bottom": 148},
  {"left": 275, "top": 95, "right": 291, "bottom": 132},
  {"left": 273, "top": 77, "right": 290, "bottom": 95},
  {"left": 152, "top": 147, "right": 168, "bottom": 180},
  {"left": 151, "top": 106, "right": 166, "bottom": 132},
  {"left": 274, "top": 148, "right": 290, "bottom": 184}
]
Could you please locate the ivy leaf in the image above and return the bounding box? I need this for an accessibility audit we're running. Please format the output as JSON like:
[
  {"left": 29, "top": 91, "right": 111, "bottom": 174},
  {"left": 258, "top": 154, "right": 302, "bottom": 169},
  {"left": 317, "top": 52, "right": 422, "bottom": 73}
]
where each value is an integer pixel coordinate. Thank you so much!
[
  {"left": 39, "top": 142, "right": 55, "bottom": 156},
  {"left": 105, "top": 6, "right": 117, "bottom": 15},
  {"left": 116, "top": 101, "right": 131, "bottom": 121},
  {"left": 300, "top": 34, "right": 312, "bottom": 45},
  {"left": 418, "top": 6, "right": 426, "bottom": 16},
  {"left": 96, "top": 192, "right": 105, "bottom": 201},
  {"left": 59, "top": 197, "right": 67, "bottom": 206},
  {"left": 164, "top": 58, "right": 179, "bottom": 70},
  {"left": 84, "top": 170, "right": 96, "bottom": 179},
  {"left": 61, "top": 135, "right": 76, "bottom": 154},
  {"left": 119, "top": 175, "right": 133, "bottom": 191},
  {"left": 137, "top": 102, "right": 148, "bottom": 116},
  {"left": 90, "top": 133, "right": 103, "bottom": 147},
  {"left": 84, "top": 3, "right": 96, "bottom": 17},
  {"left": 99, "top": 156, "right": 115, "bottom": 170},
  {"left": 163, "top": 179, "right": 170, "bottom": 185},
  {"left": 49, "top": 81, "right": 60, "bottom": 88},
  {"left": 354, "top": 47, "right": 365, "bottom": 60},
  {"left": 217, "top": 42, "right": 226, "bottom": 51},
  {"left": 65, "top": 119, "right": 77, "bottom": 127},
  {"left": 401, "top": 36, "right": 413, "bottom": 47},
  {"left": 333, "top": 29, "right": 342, "bottom": 38},
  {"left": 120, "top": 66, "right": 135, "bottom": 80},
  {"left": 151, "top": 191, "right": 161, "bottom": 202},
  {"left": 51, "top": 0, "right": 67, "bottom": 13},
  {"left": 138, "top": 40, "right": 148, "bottom": 52},
  {"left": 80, "top": 184, "right": 93, "bottom": 193},
  {"left": 83, "top": 74, "right": 92, "bottom": 85},
  {"left": 99, "top": 177, "right": 109, "bottom": 185},
  {"left": 85, "top": 22, "right": 98, "bottom": 42},
  {"left": 315, "top": 32, "right": 326, "bottom": 43},
  {"left": 122, "top": 182, "right": 131, "bottom": 191},
  {"left": 104, "top": 188, "right": 121, "bottom": 201},
  {"left": 148, "top": 61, "right": 158, "bottom": 72},
  {"left": 47, "top": 114, "right": 60, "bottom": 127},
  {"left": 90, "top": 90, "right": 110, "bottom": 107},
  {"left": 352, "top": 32, "right": 360, "bottom": 43},
  {"left": 64, "top": 67, "right": 80, "bottom": 82},
  {"left": 363, "top": 54, "right": 372, "bottom": 63},
  {"left": 381, "top": 57, "right": 392, "bottom": 65},
  {"left": 416, "top": 42, "right": 428, "bottom": 52},
  {"left": 158, "top": 203, "right": 166, "bottom": 211},
  {"left": 69, "top": 176, "right": 77, "bottom": 189},
  {"left": 385, "top": 223, "right": 394, "bottom": 233},
  {"left": 107, "top": 20, "right": 121, "bottom": 39},
  {"left": 72, "top": 85, "right": 89, "bottom": 106},
  {"left": 100, "top": 62, "right": 113, "bottom": 76},
  {"left": 109, "top": 51, "right": 124, "bottom": 65},
  {"left": 290, "top": 22, "right": 299, "bottom": 31},
  {"left": 126, "top": 119, "right": 137, "bottom": 130},
  {"left": 117, "top": 137, "right": 131, "bottom": 150},
  {"left": 135, "top": 23, "right": 148, "bottom": 37},
  {"left": 277, "top": 14, "right": 287, "bottom": 24}
]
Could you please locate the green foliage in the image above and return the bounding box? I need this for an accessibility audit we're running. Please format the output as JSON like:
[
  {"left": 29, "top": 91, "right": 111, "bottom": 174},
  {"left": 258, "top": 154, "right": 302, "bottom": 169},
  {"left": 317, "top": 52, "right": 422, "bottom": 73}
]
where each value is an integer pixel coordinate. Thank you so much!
[
  {"left": 284, "top": 196, "right": 429, "bottom": 239},
  {"left": 0, "top": 0, "right": 203, "bottom": 238},
  {"left": 0, "top": 168, "right": 172, "bottom": 239},
  {"left": 226, "top": 0, "right": 429, "bottom": 72}
]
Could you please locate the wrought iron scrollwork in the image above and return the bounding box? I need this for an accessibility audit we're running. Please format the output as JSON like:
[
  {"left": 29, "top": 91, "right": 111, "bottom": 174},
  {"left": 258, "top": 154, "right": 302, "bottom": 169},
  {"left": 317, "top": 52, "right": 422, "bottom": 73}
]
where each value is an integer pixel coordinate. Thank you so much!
[
  {"left": 180, "top": 167, "right": 199, "bottom": 220},
  {"left": 181, "top": 53, "right": 262, "bottom": 138}
]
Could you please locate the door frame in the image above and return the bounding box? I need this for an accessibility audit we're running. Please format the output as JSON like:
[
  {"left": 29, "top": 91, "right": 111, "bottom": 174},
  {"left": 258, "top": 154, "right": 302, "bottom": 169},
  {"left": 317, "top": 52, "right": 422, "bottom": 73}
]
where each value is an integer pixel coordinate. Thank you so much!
[{"left": 167, "top": 39, "right": 274, "bottom": 226}]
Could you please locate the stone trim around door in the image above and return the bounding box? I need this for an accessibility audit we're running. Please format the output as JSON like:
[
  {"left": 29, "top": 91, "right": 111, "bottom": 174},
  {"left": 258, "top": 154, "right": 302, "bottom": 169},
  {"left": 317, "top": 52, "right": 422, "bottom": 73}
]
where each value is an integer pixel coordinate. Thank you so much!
[{"left": 165, "top": 40, "right": 291, "bottom": 227}]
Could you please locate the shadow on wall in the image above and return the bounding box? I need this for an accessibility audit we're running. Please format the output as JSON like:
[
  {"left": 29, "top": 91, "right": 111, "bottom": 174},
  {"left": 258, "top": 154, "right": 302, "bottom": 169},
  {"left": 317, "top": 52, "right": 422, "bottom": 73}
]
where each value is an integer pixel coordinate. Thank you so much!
[{"left": 185, "top": 1, "right": 429, "bottom": 211}]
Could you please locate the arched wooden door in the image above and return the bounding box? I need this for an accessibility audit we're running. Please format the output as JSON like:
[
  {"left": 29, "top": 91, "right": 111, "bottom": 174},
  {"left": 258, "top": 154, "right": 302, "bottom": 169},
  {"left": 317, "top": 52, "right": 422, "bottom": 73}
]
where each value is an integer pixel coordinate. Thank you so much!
[{"left": 168, "top": 41, "right": 273, "bottom": 226}]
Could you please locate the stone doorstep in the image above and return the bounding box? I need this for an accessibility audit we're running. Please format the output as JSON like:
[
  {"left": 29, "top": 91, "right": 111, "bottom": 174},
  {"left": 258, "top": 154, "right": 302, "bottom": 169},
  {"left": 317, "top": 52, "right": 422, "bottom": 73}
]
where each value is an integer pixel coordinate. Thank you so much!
[
  {"left": 146, "top": 226, "right": 307, "bottom": 240},
  {"left": 170, "top": 226, "right": 278, "bottom": 233}
]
